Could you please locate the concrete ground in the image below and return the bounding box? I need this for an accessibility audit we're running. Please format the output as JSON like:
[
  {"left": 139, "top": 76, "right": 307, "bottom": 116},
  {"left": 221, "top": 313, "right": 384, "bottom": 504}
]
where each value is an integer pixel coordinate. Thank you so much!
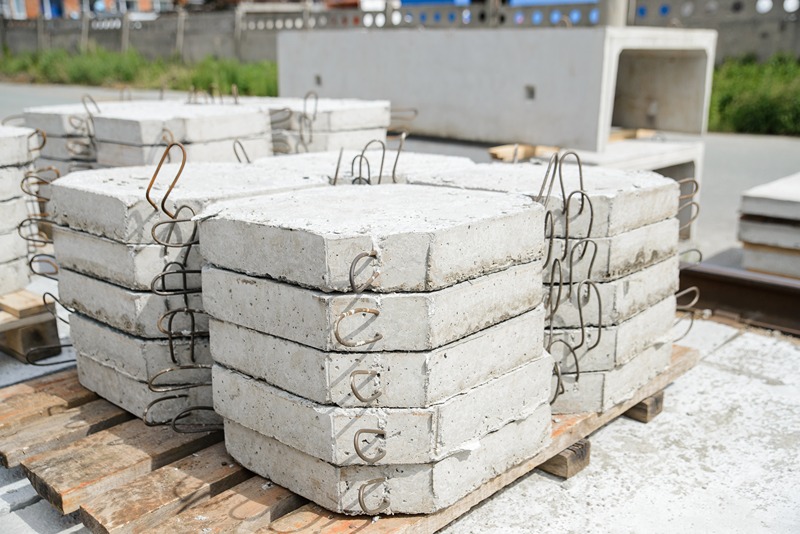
[{"left": 0, "top": 83, "right": 798, "bottom": 532}]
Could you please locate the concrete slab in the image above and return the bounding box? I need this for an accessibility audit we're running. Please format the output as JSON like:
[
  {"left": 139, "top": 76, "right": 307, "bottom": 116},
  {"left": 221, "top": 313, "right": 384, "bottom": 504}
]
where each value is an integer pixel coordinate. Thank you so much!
[
  {"left": 51, "top": 163, "right": 328, "bottom": 243},
  {"left": 39, "top": 135, "right": 95, "bottom": 162},
  {"left": 52, "top": 225, "right": 203, "bottom": 291},
  {"left": 209, "top": 305, "right": 544, "bottom": 408},
  {"left": 0, "top": 196, "right": 27, "bottom": 234},
  {"left": 200, "top": 184, "right": 543, "bottom": 293},
  {"left": 0, "top": 258, "right": 29, "bottom": 297},
  {"left": 0, "top": 165, "right": 27, "bottom": 201},
  {"left": 224, "top": 401, "right": 550, "bottom": 515},
  {"left": 76, "top": 351, "right": 217, "bottom": 424},
  {"left": 274, "top": 128, "right": 387, "bottom": 154},
  {"left": 203, "top": 260, "right": 542, "bottom": 352},
  {"left": 0, "top": 232, "right": 26, "bottom": 264},
  {"left": 70, "top": 313, "right": 211, "bottom": 385},
  {"left": 669, "top": 318, "right": 741, "bottom": 357},
  {"left": 545, "top": 218, "right": 679, "bottom": 283},
  {"left": 59, "top": 268, "right": 206, "bottom": 339},
  {"left": 551, "top": 340, "right": 673, "bottom": 414},
  {"left": 238, "top": 96, "right": 391, "bottom": 132},
  {"left": 738, "top": 218, "right": 800, "bottom": 250},
  {"left": 547, "top": 255, "right": 679, "bottom": 328},
  {"left": 215, "top": 353, "right": 551, "bottom": 466},
  {"left": 551, "top": 296, "right": 675, "bottom": 373},
  {"left": 92, "top": 102, "right": 271, "bottom": 145},
  {"left": 95, "top": 136, "right": 273, "bottom": 167},
  {"left": 0, "top": 126, "right": 38, "bottom": 167},
  {"left": 23, "top": 100, "right": 143, "bottom": 137},
  {"left": 742, "top": 245, "right": 800, "bottom": 279},
  {"left": 740, "top": 171, "right": 800, "bottom": 221},
  {"left": 404, "top": 163, "right": 679, "bottom": 238},
  {"left": 33, "top": 157, "right": 100, "bottom": 178}
]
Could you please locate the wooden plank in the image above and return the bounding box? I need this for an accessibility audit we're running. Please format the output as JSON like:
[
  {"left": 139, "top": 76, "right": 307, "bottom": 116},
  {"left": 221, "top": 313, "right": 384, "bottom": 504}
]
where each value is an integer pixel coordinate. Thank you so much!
[
  {"left": 0, "top": 311, "right": 57, "bottom": 334},
  {"left": 0, "top": 369, "right": 76, "bottom": 402},
  {"left": 624, "top": 390, "right": 665, "bottom": 423},
  {"left": 0, "top": 289, "right": 49, "bottom": 319},
  {"left": 80, "top": 442, "right": 253, "bottom": 534},
  {"left": 266, "top": 345, "right": 699, "bottom": 533},
  {"left": 0, "top": 372, "right": 96, "bottom": 431},
  {"left": 0, "top": 313, "right": 61, "bottom": 362},
  {"left": 538, "top": 439, "right": 591, "bottom": 479},
  {"left": 22, "top": 419, "right": 221, "bottom": 514},
  {"left": 0, "top": 399, "right": 133, "bottom": 468},
  {"left": 150, "top": 476, "right": 306, "bottom": 533}
]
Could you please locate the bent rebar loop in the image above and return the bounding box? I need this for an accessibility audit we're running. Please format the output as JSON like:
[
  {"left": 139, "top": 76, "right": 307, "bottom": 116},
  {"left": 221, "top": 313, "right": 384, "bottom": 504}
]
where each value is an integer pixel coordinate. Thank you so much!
[
  {"left": 65, "top": 137, "right": 94, "bottom": 159},
  {"left": 146, "top": 142, "right": 187, "bottom": 220},
  {"left": 672, "top": 286, "right": 700, "bottom": 342},
  {"left": 677, "top": 177, "right": 700, "bottom": 201},
  {"left": 329, "top": 148, "right": 345, "bottom": 186},
  {"left": 678, "top": 248, "right": 703, "bottom": 269},
  {"left": 545, "top": 258, "right": 564, "bottom": 325},
  {"left": 390, "top": 129, "right": 408, "bottom": 183},
  {"left": 299, "top": 90, "right": 319, "bottom": 145},
  {"left": 350, "top": 370, "right": 383, "bottom": 404},
  {"left": 350, "top": 154, "right": 372, "bottom": 185},
  {"left": 567, "top": 238, "right": 598, "bottom": 297},
  {"left": 548, "top": 338, "right": 581, "bottom": 387},
  {"left": 574, "top": 279, "right": 602, "bottom": 352},
  {"left": 358, "top": 477, "right": 390, "bottom": 515},
  {"left": 17, "top": 217, "right": 53, "bottom": 247},
  {"left": 558, "top": 151, "right": 587, "bottom": 210},
  {"left": 354, "top": 428, "right": 386, "bottom": 464},
  {"left": 233, "top": 138, "right": 251, "bottom": 164},
  {"left": 534, "top": 153, "right": 565, "bottom": 211},
  {"left": 27, "top": 128, "right": 46, "bottom": 156},
  {"left": 80, "top": 93, "right": 101, "bottom": 144},
  {"left": 334, "top": 308, "right": 383, "bottom": 348},
  {"left": 350, "top": 250, "right": 381, "bottom": 293},
  {"left": 29, "top": 254, "right": 59, "bottom": 281},
  {"left": 269, "top": 107, "right": 293, "bottom": 130},
  {"left": 171, "top": 406, "right": 224, "bottom": 433},
  {"left": 356, "top": 139, "right": 386, "bottom": 184},
  {"left": 542, "top": 210, "right": 556, "bottom": 272},
  {"left": 550, "top": 361, "right": 565, "bottom": 405},
  {"left": 677, "top": 200, "right": 701, "bottom": 232},
  {"left": 148, "top": 364, "right": 212, "bottom": 393}
]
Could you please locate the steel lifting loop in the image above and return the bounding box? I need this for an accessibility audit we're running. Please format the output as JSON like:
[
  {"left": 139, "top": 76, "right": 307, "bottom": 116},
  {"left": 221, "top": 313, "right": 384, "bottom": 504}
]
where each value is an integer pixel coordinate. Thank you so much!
[
  {"left": 678, "top": 201, "right": 701, "bottom": 231},
  {"left": 390, "top": 130, "right": 407, "bottom": 183},
  {"left": 543, "top": 210, "right": 556, "bottom": 269},
  {"left": 27, "top": 128, "right": 46, "bottom": 153},
  {"left": 677, "top": 178, "right": 700, "bottom": 200},
  {"left": 81, "top": 93, "right": 101, "bottom": 116},
  {"left": 151, "top": 205, "right": 199, "bottom": 248},
  {"left": 17, "top": 218, "right": 52, "bottom": 245},
  {"left": 233, "top": 139, "right": 251, "bottom": 164},
  {"left": 147, "top": 364, "right": 212, "bottom": 393},
  {"left": 269, "top": 107, "right": 293, "bottom": 129},
  {"left": 550, "top": 362, "right": 565, "bottom": 405},
  {"left": 171, "top": 406, "right": 223, "bottom": 434},
  {"left": 25, "top": 344, "right": 75, "bottom": 366},
  {"left": 351, "top": 154, "right": 371, "bottom": 185},
  {"left": 545, "top": 258, "right": 563, "bottom": 322},
  {"left": 358, "top": 478, "right": 390, "bottom": 515},
  {"left": 66, "top": 138, "right": 92, "bottom": 157},
  {"left": 675, "top": 286, "right": 700, "bottom": 309},
  {"left": 673, "top": 310, "right": 696, "bottom": 342},
  {"left": 156, "top": 308, "right": 208, "bottom": 338},
  {"left": 42, "top": 292, "right": 75, "bottom": 324},
  {"left": 535, "top": 153, "right": 565, "bottom": 211},
  {"left": 150, "top": 269, "right": 202, "bottom": 296},
  {"left": 303, "top": 90, "right": 319, "bottom": 121},
  {"left": 144, "top": 394, "right": 188, "bottom": 426},
  {"left": 679, "top": 248, "right": 703, "bottom": 266},
  {"left": 359, "top": 139, "right": 386, "bottom": 184},
  {"left": 350, "top": 370, "right": 382, "bottom": 403},
  {"left": 575, "top": 279, "right": 603, "bottom": 351},
  {"left": 567, "top": 238, "right": 598, "bottom": 295},
  {"left": 353, "top": 428, "right": 386, "bottom": 464},
  {"left": 349, "top": 250, "right": 381, "bottom": 293},
  {"left": 548, "top": 339, "right": 581, "bottom": 382},
  {"left": 299, "top": 113, "right": 314, "bottom": 145},
  {"left": 563, "top": 190, "right": 594, "bottom": 244},
  {"left": 29, "top": 254, "right": 59, "bottom": 281},
  {"left": 559, "top": 151, "right": 586, "bottom": 213},
  {"left": 334, "top": 308, "right": 383, "bottom": 348},
  {"left": 146, "top": 142, "right": 187, "bottom": 219},
  {"left": 330, "top": 147, "right": 344, "bottom": 185}
]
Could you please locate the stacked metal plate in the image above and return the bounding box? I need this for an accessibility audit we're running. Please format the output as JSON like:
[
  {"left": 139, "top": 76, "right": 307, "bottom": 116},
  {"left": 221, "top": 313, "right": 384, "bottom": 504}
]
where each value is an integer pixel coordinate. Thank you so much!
[
  {"left": 198, "top": 183, "right": 552, "bottom": 515},
  {"left": 0, "top": 125, "right": 40, "bottom": 294},
  {"left": 49, "top": 162, "right": 327, "bottom": 425}
]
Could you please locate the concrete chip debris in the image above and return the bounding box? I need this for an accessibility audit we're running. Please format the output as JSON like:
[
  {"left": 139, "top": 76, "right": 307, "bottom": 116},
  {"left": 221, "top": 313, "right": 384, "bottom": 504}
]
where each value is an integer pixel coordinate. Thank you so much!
[
  {"left": 49, "top": 161, "right": 325, "bottom": 424},
  {"left": 198, "top": 182, "right": 553, "bottom": 515},
  {"left": 738, "top": 172, "right": 800, "bottom": 279},
  {"left": 0, "top": 126, "right": 39, "bottom": 296}
]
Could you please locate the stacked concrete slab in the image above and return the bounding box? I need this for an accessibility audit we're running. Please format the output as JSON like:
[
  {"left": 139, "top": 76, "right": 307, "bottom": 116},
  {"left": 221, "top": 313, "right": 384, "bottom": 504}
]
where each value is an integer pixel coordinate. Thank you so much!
[
  {"left": 738, "top": 172, "right": 800, "bottom": 279},
  {"left": 198, "top": 184, "right": 553, "bottom": 515},
  {"left": 237, "top": 96, "right": 390, "bottom": 154},
  {"left": 392, "top": 159, "right": 681, "bottom": 414},
  {"left": 49, "top": 163, "right": 327, "bottom": 424},
  {"left": 0, "top": 126, "right": 39, "bottom": 295}
]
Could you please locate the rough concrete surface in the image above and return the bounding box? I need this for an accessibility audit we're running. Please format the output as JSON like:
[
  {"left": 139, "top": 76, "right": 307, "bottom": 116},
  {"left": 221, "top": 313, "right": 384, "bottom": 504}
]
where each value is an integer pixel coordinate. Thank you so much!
[
  {"left": 32, "top": 157, "right": 101, "bottom": 178},
  {"left": 50, "top": 163, "right": 327, "bottom": 243},
  {"left": 199, "top": 184, "right": 543, "bottom": 293},
  {"left": 214, "top": 354, "right": 551, "bottom": 466},
  {"left": 0, "top": 232, "right": 27, "bottom": 264},
  {"left": 202, "top": 261, "right": 542, "bottom": 352},
  {"left": 740, "top": 171, "right": 800, "bottom": 221},
  {"left": 742, "top": 246, "right": 800, "bottom": 279},
  {"left": 39, "top": 135, "right": 95, "bottom": 162},
  {"left": 238, "top": 96, "right": 391, "bottom": 132},
  {"left": 52, "top": 225, "right": 203, "bottom": 291},
  {"left": 0, "top": 165, "right": 29, "bottom": 201},
  {"left": 0, "top": 196, "right": 27, "bottom": 234},
  {"left": 0, "top": 125, "right": 38, "bottom": 167},
  {"left": 738, "top": 218, "right": 800, "bottom": 250},
  {"left": 209, "top": 305, "right": 544, "bottom": 408},
  {"left": 547, "top": 255, "right": 679, "bottom": 328},
  {"left": 58, "top": 268, "right": 206, "bottom": 339},
  {"left": 223, "top": 402, "right": 551, "bottom": 515},
  {"left": 275, "top": 128, "right": 387, "bottom": 154},
  {"left": 95, "top": 136, "right": 273, "bottom": 167},
  {"left": 0, "top": 258, "right": 30, "bottom": 296}
]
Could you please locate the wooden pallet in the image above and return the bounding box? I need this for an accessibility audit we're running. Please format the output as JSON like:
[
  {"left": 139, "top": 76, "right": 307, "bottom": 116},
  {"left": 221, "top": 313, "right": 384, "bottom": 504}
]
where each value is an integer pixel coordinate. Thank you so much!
[
  {"left": 0, "top": 345, "right": 699, "bottom": 533},
  {"left": 0, "top": 288, "right": 61, "bottom": 362}
]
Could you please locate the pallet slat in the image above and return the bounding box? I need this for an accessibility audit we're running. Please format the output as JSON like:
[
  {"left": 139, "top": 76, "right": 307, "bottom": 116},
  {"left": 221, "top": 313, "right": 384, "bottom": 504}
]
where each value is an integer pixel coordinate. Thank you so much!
[
  {"left": 624, "top": 390, "right": 665, "bottom": 423},
  {"left": 0, "top": 369, "right": 76, "bottom": 401},
  {"left": 0, "top": 371, "right": 96, "bottom": 431},
  {"left": 538, "top": 439, "right": 591, "bottom": 479},
  {"left": 22, "top": 420, "right": 221, "bottom": 514},
  {"left": 0, "top": 289, "right": 49, "bottom": 319},
  {"left": 80, "top": 442, "right": 252, "bottom": 534},
  {"left": 0, "top": 399, "right": 133, "bottom": 468},
  {"left": 150, "top": 476, "right": 306, "bottom": 533}
]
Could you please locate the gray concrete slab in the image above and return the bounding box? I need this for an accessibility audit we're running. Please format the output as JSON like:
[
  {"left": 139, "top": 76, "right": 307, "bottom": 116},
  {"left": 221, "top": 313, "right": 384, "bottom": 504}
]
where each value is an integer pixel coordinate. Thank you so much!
[
  {"left": 209, "top": 305, "right": 544, "bottom": 408},
  {"left": 0, "top": 258, "right": 29, "bottom": 296},
  {"left": 223, "top": 401, "right": 551, "bottom": 515},
  {"left": 551, "top": 340, "right": 673, "bottom": 414},
  {"left": 95, "top": 136, "right": 273, "bottom": 167},
  {"left": 39, "top": 135, "right": 95, "bottom": 162},
  {"left": 52, "top": 225, "right": 203, "bottom": 291},
  {"left": 274, "top": 128, "right": 387, "bottom": 154},
  {"left": 551, "top": 296, "right": 675, "bottom": 373},
  {"left": 200, "top": 184, "right": 542, "bottom": 293},
  {"left": 738, "top": 218, "right": 800, "bottom": 250},
  {"left": 51, "top": 163, "right": 328, "bottom": 244},
  {"left": 0, "top": 165, "right": 28, "bottom": 201},
  {"left": 202, "top": 260, "right": 542, "bottom": 352},
  {"left": 59, "top": 268, "right": 205, "bottom": 339},
  {"left": 214, "top": 354, "right": 551, "bottom": 466},
  {"left": 742, "top": 246, "right": 800, "bottom": 279},
  {"left": 33, "top": 158, "right": 101, "bottom": 178},
  {"left": 70, "top": 313, "right": 211, "bottom": 385},
  {"left": 238, "top": 96, "right": 391, "bottom": 132},
  {"left": 547, "top": 255, "right": 679, "bottom": 328},
  {"left": 740, "top": 172, "right": 800, "bottom": 221},
  {"left": 0, "top": 196, "right": 27, "bottom": 234},
  {"left": 0, "top": 125, "right": 38, "bottom": 167},
  {"left": 76, "top": 351, "right": 217, "bottom": 424},
  {"left": 545, "top": 217, "right": 679, "bottom": 283},
  {"left": 0, "top": 232, "right": 27, "bottom": 265}
]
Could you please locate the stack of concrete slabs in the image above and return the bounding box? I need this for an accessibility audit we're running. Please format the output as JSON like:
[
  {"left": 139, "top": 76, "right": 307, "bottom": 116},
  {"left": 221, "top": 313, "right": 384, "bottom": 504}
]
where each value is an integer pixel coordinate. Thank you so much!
[
  {"left": 239, "top": 97, "right": 390, "bottom": 153},
  {"left": 50, "top": 163, "right": 328, "bottom": 422},
  {"left": 89, "top": 101, "right": 273, "bottom": 166},
  {"left": 199, "top": 183, "right": 553, "bottom": 515},
  {"left": 0, "top": 126, "right": 39, "bottom": 295},
  {"left": 395, "top": 162, "right": 681, "bottom": 413},
  {"left": 738, "top": 172, "right": 800, "bottom": 279}
]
